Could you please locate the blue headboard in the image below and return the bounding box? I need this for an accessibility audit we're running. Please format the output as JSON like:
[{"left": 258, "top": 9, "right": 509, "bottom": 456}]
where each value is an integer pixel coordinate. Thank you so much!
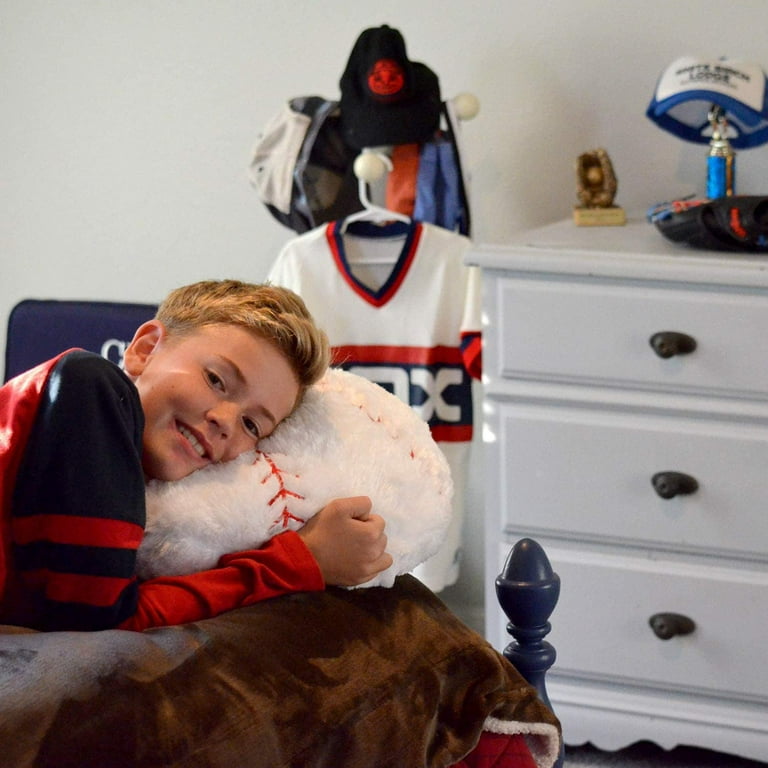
[{"left": 4, "top": 299, "right": 157, "bottom": 383}]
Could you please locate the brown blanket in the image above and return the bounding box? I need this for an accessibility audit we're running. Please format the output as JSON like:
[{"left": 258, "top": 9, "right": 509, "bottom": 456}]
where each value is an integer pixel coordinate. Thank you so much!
[{"left": 0, "top": 576, "right": 560, "bottom": 768}]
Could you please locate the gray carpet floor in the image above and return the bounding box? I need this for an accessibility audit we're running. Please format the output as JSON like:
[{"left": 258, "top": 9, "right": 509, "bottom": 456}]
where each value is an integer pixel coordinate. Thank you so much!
[{"left": 564, "top": 741, "right": 767, "bottom": 767}]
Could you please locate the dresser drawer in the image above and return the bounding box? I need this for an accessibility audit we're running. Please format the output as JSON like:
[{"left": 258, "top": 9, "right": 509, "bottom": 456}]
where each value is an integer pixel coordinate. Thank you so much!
[
  {"left": 490, "top": 276, "right": 768, "bottom": 399},
  {"left": 495, "top": 401, "right": 768, "bottom": 559},
  {"left": 497, "top": 544, "right": 768, "bottom": 702}
]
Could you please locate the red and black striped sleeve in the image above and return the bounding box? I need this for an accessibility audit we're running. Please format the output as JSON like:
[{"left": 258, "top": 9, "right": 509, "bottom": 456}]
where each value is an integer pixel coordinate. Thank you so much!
[{"left": 10, "top": 351, "right": 146, "bottom": 630}]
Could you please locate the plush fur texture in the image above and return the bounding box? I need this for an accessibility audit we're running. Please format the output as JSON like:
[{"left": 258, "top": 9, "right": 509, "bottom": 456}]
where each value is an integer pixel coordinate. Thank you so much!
[{"left": 138, "top": 368, "right": 453, "bottom": 587}]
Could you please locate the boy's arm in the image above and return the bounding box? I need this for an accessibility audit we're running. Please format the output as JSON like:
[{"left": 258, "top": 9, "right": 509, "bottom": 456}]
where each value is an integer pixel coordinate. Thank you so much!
[
  {"left": 123, "top": 495, "right": 392, "bottom": 631},
  {"left": 9, "top": 351, "right": 147, "bottom": 631},
  {"left": 121, "top": 531, "right": 323, "bottom": 631}
]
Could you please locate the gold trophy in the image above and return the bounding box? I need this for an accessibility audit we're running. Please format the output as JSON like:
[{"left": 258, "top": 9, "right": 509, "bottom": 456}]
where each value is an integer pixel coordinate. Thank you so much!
[{"left": 573, "top": 148, "right": 626, "bottom": 226}]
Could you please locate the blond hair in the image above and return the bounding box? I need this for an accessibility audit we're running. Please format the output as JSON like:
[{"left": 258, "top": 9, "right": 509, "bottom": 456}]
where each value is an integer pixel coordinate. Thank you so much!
[{"left": 156, "top": 280, "right": 330, "bottom": 394}]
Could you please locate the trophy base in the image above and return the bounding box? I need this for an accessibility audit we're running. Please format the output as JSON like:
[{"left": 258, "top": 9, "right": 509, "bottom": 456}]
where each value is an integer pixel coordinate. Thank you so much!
[{"left": 573, "top": 205, "right": 626, "bottom": 227}]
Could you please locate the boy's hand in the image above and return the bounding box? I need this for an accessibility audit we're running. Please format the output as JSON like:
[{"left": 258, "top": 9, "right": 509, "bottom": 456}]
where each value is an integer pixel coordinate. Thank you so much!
[{"left": 297, "top": 496, "right": 393, "bottom": 586}]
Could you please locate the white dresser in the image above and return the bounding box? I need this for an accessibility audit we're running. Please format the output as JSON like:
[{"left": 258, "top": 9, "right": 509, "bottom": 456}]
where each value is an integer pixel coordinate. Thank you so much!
[{"left": 469, "top": 217, "right": 768, "bottom": 762}]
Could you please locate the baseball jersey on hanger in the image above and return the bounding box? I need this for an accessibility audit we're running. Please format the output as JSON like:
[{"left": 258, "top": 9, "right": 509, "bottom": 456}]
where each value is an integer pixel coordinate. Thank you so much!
[{"left": 267, "top": 219, "right": 481, "bottom": 591}]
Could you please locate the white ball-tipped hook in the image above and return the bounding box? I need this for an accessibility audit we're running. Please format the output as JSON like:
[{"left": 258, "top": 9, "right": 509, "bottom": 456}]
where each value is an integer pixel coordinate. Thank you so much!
[
  {"left": 452, "top": 92, "right": 480, "bottom": 121},
  {"left": 353, "top": 150, "right": 392, "bottom": 182}
]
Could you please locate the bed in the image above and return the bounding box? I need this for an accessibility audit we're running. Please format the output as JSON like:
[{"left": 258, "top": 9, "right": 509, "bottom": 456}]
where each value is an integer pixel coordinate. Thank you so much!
[
  {"left": 1, "top": 301, "right": 563, "bottom": 768},
  {"left": 0, "top": 540, "right": 561, "bottom": 768}
]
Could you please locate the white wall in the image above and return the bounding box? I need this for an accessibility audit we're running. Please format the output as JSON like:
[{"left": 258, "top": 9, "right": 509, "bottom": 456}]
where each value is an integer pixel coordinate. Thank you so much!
[{"left": 4, "top": 0, "right": 768, "bottom": 629}]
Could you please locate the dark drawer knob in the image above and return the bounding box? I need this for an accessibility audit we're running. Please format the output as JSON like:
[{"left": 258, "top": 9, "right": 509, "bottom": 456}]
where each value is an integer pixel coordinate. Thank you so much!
[
  {"left": 651, "top": 471, "right": 699, "bottom": 499},
  {"left": 649, "top": 331, "right": 697, "bottom": 359},
  {"left": 649, "top": 612, "right": 696, "bottom": 640}
]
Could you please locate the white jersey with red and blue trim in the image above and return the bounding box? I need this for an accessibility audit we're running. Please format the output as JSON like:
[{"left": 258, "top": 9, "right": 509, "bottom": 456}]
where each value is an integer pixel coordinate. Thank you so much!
[{"left": 267, "top": 219, "right": 481, "bottom": 591}]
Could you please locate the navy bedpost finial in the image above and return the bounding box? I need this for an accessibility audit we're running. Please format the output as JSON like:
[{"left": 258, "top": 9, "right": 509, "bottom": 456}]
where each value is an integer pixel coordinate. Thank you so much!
[{"left": 495, "top": 538, "right": 560, "bottom": 711}]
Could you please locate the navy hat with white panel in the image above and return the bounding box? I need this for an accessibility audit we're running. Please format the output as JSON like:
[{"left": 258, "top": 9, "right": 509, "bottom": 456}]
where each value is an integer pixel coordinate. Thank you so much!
[{"left": 646, "top": 56, "right": 768, "bottom": 149}]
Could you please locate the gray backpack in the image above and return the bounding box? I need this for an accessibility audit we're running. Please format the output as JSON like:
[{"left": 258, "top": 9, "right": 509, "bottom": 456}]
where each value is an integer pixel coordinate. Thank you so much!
[{"left": 249, "top": 96, "right": 362, "bottom": 234}]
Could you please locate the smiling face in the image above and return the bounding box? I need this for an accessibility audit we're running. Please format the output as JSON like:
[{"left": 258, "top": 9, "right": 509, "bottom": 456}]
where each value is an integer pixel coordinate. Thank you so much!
[{"left": 124, "top": 321, "right": 299, "bottom": 481}]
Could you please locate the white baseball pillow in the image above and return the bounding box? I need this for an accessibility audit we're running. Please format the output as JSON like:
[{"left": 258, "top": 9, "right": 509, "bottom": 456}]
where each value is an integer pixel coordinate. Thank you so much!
[{"left": 137, "top": 368, "right": 453, "bottom": 588}]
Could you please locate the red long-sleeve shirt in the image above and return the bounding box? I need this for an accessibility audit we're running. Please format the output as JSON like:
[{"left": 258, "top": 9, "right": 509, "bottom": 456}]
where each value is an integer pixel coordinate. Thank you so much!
[{"left": 0, "top": 350, "right": 323, "bottom": 632}]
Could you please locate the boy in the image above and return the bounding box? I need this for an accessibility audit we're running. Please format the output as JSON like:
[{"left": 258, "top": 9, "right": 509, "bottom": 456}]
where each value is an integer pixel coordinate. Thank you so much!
[{"left": 0, "top": 279, "right": 392, "bottom": 632}]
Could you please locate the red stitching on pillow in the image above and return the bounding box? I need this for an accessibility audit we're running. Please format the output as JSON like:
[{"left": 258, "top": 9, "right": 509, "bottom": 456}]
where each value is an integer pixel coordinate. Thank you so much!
[
  {"left": 357, "top": 403, "right": 382, "bottom": 424},
  {"left": 255, "top": 451, "right": 306, "bottom": 530}
]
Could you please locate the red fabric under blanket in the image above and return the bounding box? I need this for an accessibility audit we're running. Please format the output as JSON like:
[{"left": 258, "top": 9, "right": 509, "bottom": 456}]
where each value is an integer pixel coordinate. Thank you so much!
[{"left": 451, "top": 732, "right": 538, "bottom": 768}]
